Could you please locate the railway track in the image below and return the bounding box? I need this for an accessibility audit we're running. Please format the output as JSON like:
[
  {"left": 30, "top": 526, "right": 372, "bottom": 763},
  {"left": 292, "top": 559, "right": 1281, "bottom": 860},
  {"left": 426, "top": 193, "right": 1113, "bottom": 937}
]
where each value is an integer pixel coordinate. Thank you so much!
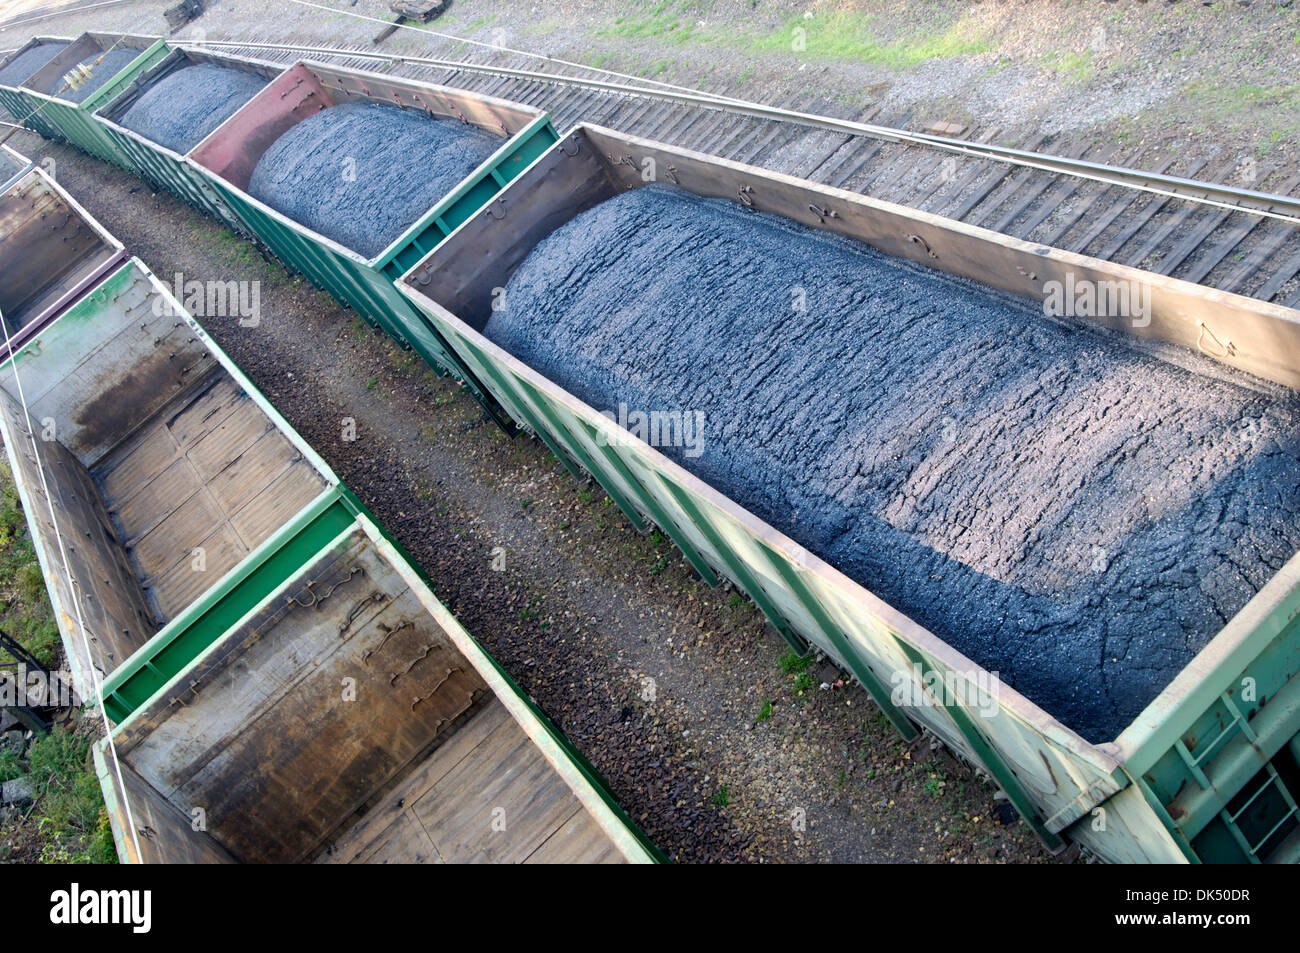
[{"left": 187, "top": 35, "right": 1300, "bottom": 311}]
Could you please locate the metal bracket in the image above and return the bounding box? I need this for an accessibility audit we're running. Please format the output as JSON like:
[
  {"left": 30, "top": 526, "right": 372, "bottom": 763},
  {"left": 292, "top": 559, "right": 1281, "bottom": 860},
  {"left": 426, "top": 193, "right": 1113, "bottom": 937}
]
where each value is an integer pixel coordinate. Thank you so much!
[{"left": 907, "top": 234, "right": 938, "bottom": 259}]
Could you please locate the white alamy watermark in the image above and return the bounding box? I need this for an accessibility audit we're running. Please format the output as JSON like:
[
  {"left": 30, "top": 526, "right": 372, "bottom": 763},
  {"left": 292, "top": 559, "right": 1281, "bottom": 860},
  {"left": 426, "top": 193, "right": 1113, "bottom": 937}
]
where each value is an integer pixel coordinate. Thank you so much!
[
  {"left": 0, "top": 667, "right": 78, "bottom": 707},
  {"left": 1042, "top": 272, "right": 1151, "bottom": 328},
  {"left": 50, "top": 884, "right": 151, "bottom": 933},
  {"left": 153, "top": 272, "right": 261, "bottom": 327},
  {"left": 598, "top": 403, "right": 706, "bottom": 458},
  {"left": 889, "top": 664, "right": 1000, "bottom": 719}
]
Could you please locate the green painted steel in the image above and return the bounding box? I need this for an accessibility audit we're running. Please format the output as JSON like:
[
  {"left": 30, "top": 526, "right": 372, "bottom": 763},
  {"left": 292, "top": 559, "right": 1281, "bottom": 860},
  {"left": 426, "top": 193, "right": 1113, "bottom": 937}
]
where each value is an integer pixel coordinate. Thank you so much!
[
  {"left": 1118, "top": 577, "right": 1300, "bottom": 863},
  {"left": 20, "top": 39, "right": 170, "bottom": 168},
  {"left": 100, "top": 488, "right": 361, "bottom": 722},
  {"left": 0, "top": 85, "right": 60, "bottom": 140},
  {"left": 99, "top": 122, "right": 251, "bottom": 234},
  {"left": 893, "top": 638, "right": 1063, "bottom": 850},
  {"left": 191, "top": 114, "right": 558, "bottom": 414},
  {"left": 757, "top": 539, "right": 918, "bottom": 741}
]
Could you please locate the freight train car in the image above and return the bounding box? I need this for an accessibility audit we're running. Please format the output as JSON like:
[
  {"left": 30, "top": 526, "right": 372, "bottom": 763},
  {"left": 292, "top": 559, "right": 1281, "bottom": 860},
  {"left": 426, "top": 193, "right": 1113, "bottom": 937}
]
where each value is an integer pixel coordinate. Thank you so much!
[
  {"left": 93, "top": 47, "right": 284, "bottom": 236},
  {"left": 396, "top": 124, "right": 1300, "bottom": 864},
  {"left": 16, "top": 33, "right": 168, "bottom": 167},
  {"left": 0, "top": 164, "right": 125, "bottom": 361},
  {"left": 0, "top": 36, "right": 71, "bottom": 133},
  {"left": 185, "top": 59, "right": 558, "bottom": 419},
  {"left": 0, "top": 166, "right": 656, "bottom": 865}
]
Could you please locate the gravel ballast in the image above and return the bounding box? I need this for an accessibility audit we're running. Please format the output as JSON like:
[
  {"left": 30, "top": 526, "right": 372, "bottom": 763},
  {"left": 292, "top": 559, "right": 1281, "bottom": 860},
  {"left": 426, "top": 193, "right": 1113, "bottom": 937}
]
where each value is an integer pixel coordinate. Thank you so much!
[
  {"left": 52, "top": 49, "right": 139, "bottom": 103},
  {"left": 248, "top": 100, "right": 499, "bottom": 258},
  {"left": 0, "top": 42, "right": 68, "bottom": 87},
  {"left": 117, "top": 63, "right": 269, "bottom": 154},
  {"left": 484, "top": 184, "right": 1300, "bottom": 742}
]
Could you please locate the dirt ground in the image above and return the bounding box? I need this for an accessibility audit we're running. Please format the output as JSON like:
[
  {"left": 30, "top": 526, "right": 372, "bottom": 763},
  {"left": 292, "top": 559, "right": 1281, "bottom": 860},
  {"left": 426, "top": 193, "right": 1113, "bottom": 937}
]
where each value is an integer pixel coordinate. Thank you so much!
[{"left": 5, "top": 0, "right": 1287, "bottom": 864}]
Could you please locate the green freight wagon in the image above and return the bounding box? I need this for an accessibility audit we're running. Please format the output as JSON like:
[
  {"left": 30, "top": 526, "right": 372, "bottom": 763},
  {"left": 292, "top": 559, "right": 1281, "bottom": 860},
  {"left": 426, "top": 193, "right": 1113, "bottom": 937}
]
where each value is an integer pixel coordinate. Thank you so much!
[
  {"left": 0, "top": 253, "right": 656, "bottom": 864},
  {"left": 0, "top": 36, "right": 72, "bottom": 134},
  {"left": 17, "top": 32, "right": 168, "bottom": 167},
  {"left": 396, "top": 123, "right": 1300, "bottom": 865},
  {"left": 187, "top": 59, "right": 558, "bottom": 422},
  {"left": 93, "top": 47, "right": 284, "bottom": 236}
]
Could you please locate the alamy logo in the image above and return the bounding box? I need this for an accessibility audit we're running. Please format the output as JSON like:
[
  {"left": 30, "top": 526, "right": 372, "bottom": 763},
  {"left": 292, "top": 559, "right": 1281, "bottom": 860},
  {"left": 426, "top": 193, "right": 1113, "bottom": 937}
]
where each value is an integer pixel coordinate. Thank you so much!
[
  {"left": 889, "top": 664, "right": 1000, "bottom": 719},
  {"left": 153, "top": 271, "right": 261, "bottom": 327},
  {"left": 1042, "top": 272, "right": 1150, "bottom": 328},
  {"left": 49, "top": 883, "right": 151, "bottom": 933},
  {"left": 0, "top": 667, "right": 78, "bottom": 707},
  {"left": 598, "top": 403, "right": 706, "bottom": 457}
]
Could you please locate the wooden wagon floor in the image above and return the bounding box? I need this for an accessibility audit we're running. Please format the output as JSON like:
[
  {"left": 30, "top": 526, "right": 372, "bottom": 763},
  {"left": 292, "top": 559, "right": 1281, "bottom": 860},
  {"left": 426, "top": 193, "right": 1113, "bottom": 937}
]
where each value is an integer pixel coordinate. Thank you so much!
[
  {"left": 90, "top": 368, "right": 327, "bottom": 623},
  {"left": 320, "top": 700, "right": 625, "bottom": 864}
]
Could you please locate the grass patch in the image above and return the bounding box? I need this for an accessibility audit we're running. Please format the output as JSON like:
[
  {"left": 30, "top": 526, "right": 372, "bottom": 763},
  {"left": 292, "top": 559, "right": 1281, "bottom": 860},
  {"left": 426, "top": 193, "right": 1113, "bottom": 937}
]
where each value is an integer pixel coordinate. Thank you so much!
[
  {"left": 1041, "top": 49, "right": 1095, "bottom": 84},
  {"left": 779, "top": 650, "right": 813, "bottom": 674},
  {"left": 0, "top": 459, "right": 113, "bottom": 863},
  {"left": 0, "top": 720, "right": 116, "bottom": 864},
  {"left": 0, "top": 465, "right": 59, "bottom": 666},
  {"left": 599, "top": 0, "right": 707, "bottom": 46},
  {"left": 744, "top": 10, "right": 992, "bottom": 68},
  {"left": 1182, "top": 79, "right": 1300, "bottom": 139}
]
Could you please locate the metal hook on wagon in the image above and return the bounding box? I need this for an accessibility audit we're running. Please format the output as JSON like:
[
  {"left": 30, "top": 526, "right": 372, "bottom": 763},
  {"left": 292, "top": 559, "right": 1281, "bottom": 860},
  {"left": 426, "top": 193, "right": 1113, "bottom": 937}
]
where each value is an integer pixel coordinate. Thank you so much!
[
  {"left": 906, "top": 233, "right": 939, "bottom": 259},
  {"left": 738, "top": 184, "right": 755, "bottom": 207},
  {"left": 1196, "top": 321, "right": 1235, "bottom": 358},
  {"left": 339, "top": 591, "right": 387, "bottom": 639},
  {"left": 486, "top": 198, "right": 507, "bottom": 220},
  {"left": 808, "top": 203, "right": 838, "bottom": 223},
  {"left": 362, "top": 619, "right": 414, "bottom": 664},
  {"left": 561, "top": 136, "right": 580, "bottom": 157}
]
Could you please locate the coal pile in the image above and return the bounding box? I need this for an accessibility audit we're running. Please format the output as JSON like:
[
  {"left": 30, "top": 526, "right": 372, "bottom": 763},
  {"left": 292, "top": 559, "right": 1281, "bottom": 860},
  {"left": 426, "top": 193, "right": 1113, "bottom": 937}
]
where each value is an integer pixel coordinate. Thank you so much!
[
  {"left": 0, "top": 42, "right": 68, "bottom": 86},
  {"left": 248, "top": 101, "right": 498, "bottom": 259},
  {"left": 485, "top": 184, "right": 1300, "bottom": 742},
  {"left": 118, "top": 63, "right": 268, "bottom": 154},
  {"left": 53, "top": 49, "right": 140, "bottom": 103}
]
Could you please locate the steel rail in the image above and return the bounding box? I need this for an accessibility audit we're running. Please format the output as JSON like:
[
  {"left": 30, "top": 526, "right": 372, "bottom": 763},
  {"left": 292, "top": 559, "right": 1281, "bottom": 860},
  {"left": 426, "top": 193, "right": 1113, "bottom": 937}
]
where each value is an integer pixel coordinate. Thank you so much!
[
  {"left": 0, "top": 0, "right": 136, "bottom": 30},
  {"left": 188, "top": 37, "right": 1300, "bottom": 228}
]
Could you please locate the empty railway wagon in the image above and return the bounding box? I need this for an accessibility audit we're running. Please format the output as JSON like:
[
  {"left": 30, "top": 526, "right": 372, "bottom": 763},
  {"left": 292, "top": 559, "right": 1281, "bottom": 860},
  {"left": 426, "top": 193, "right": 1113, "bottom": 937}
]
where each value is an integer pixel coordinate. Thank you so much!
[
  {"left": 0, "top": 163, "right": 126, "bottom": 361},
  {"left": 396, "top": 124, "right": 1300, "bottom": 865},
  {"left": 0, "top": 168, "right": 656, "bottom": 865}
]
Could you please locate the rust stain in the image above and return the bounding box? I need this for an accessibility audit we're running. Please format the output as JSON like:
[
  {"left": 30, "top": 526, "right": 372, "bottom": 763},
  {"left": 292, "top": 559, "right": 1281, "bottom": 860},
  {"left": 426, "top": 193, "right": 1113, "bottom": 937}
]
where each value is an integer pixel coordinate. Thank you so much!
[{"left": 73, "top": 343, "right": 189, "bottom": 451}]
